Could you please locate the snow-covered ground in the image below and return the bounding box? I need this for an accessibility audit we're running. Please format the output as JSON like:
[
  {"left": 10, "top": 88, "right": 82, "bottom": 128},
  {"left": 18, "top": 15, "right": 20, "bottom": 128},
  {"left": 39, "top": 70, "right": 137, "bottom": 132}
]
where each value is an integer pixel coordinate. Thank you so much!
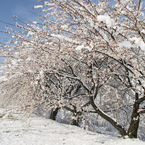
[{"left": 0, "top": 108, "right": 144, "bottom": 145}]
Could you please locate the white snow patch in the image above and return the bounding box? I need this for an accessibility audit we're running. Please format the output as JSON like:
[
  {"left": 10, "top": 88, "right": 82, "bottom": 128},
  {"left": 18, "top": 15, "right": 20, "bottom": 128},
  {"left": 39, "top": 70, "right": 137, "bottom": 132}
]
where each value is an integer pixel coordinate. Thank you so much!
[
  {"left": 106, "top": 138, "right": 144, "bottom": 145},
  {"left": 97, "top": 15, "right": 115, "bottom": 28},
  {"left": 118, "top": 37, "right": 145, "bottom": 51},
  {"left": 118, "top": 41, "right": 132, "bottom": 48},
  {"left": 27, "top": 31, "right": 35, "bottom": 37},
  {"left": 32, "top": 21, "right": 37, "bottom": 24},
  {"left": 34, "top": 5, "right": 43, "bottom": 9},
  {"left": 61, "top": 24, "right": 68, "bottom": 29},
  {"left": 129, "top": 37, "right": 145, "bottom": 51},
  {"left": 76, "top": 43, "right": 92, "bottom": 51},
  {"left": 51, "top": 34, "right": 78, "bottom": 44},
  {"left": 0, "top": 76, "right": 8, "bottom": 83},
  {"left": 44, "top": 1, "right": 55, "bottom": 6},
  {"left": 141, "top": 29, "right": 145, "bottom": 34}
]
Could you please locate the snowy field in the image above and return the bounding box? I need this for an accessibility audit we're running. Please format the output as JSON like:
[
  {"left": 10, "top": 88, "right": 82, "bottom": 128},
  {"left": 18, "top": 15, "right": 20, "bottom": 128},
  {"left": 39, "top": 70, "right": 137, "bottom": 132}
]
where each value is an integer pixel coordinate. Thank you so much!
[{"left": 0, "top": 108, "right": 144, "bottom": 145}]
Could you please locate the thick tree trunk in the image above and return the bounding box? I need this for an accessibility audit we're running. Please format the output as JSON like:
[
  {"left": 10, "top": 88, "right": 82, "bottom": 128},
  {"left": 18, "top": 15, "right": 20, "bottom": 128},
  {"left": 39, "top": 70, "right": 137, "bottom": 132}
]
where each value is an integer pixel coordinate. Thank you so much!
[
  {"left": 127, "top": 93, "right": 140, "bottom": 138},
  {"left": 127, "top": 114, "right": 140, "bottom": 138},
  {"left": 50, "top": 107, "right": 59, "bottom": 120}
]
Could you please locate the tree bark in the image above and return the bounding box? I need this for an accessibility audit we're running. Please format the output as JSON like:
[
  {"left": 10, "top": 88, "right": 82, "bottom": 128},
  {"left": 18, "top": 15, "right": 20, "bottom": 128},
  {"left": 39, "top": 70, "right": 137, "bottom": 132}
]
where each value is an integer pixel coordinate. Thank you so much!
[
  {"left": 50, "top": 107, "right": 59, "bottom": 120},
  {"left": 71, "top": 117, "right": 80, "bottom": 126},
  {"left": 127, "top": 93, "right": 140, "bottom": 138},
  {"left": 71, "top": 106, "right": 81, "bottom": 126}
]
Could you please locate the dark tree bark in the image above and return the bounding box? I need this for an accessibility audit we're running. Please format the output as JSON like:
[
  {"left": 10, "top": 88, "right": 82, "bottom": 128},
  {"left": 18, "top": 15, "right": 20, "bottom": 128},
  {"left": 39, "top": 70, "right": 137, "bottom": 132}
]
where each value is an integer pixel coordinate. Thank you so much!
[
  {"left": 127, "top": 93, "right": 140, "bottom": 138},
  {"left": 50, "top": 107, "right": 59, "bottom": 120},
  {"left": 71, "top": 106, "right": 81, "bottom": 126},
  {"left": 71, "top": 117, "right": 80, "bottom": 126}
]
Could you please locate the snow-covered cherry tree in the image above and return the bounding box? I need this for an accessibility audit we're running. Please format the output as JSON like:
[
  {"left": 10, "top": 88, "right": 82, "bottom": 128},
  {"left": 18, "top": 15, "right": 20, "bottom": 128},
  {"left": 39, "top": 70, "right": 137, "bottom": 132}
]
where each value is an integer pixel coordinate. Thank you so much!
[
  {"left": 0, "top": 0, "right": 145, "bottom": 139},
  {"left": 36, "top": 0, "right": 145, "bottom": 138}
]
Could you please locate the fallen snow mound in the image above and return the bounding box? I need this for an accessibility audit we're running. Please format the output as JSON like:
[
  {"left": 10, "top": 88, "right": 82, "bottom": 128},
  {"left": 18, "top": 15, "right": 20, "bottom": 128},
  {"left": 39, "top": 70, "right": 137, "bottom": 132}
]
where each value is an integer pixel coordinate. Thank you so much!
[{"left": 0, "top": 109, "right": 144, "bottom": 145}]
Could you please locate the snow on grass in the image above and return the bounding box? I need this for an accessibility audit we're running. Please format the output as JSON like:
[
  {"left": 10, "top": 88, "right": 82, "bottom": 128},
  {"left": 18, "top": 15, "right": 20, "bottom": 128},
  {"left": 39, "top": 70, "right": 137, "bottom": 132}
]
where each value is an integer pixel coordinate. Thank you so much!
[{"left": 0, "top": 108, "right": 144, "bottom": 145}]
